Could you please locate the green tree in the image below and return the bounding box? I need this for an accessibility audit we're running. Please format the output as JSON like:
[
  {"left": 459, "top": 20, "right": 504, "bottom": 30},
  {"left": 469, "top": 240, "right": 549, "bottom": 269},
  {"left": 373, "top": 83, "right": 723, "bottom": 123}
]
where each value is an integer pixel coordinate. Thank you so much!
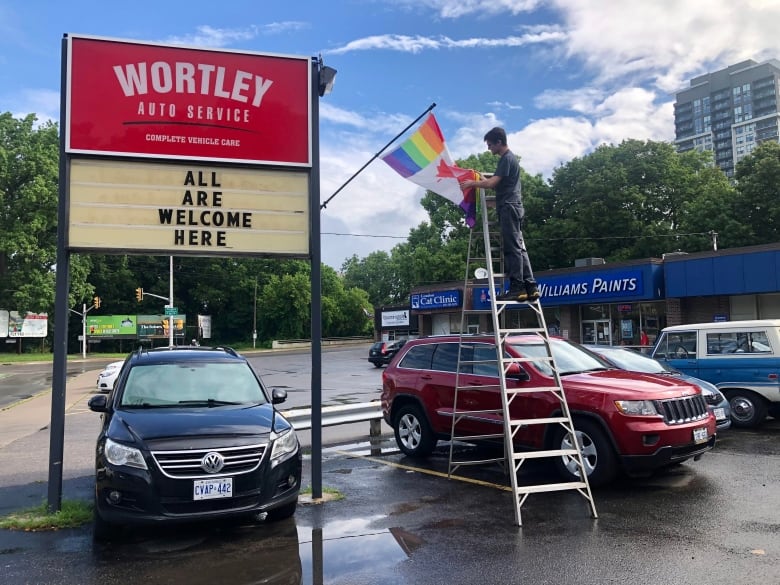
[
  {"left": 0, "top": 113, "right": 92, "bottom": 348},
  {"left": 540, "top": 140, "right": 729, "bottom": 267},
  {"left": 341, "top": 251, "right": 396, "bottom": 306},
  {"left": 256, "top": 272, "right": 311, "bottom": 339},
  {"left": 733, "top": 141, "right": 780, "bottom": 245}
]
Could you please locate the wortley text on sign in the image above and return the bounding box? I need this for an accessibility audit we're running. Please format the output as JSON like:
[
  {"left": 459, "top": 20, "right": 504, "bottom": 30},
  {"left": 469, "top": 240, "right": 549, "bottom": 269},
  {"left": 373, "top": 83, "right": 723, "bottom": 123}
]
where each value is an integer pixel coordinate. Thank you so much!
[
  {"left": 65, "top": 35, "right": 311, "bottom": 165},
  {"left": 68, "top": 159, "right": 309, "bottom": 256}
]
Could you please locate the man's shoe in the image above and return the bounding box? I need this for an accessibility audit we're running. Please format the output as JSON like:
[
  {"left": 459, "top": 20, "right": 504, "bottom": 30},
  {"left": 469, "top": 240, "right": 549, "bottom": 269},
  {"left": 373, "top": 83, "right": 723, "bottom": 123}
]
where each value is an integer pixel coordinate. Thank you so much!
[
  {"left": 525, "top": 284, "right": 540, "bottom": 301},
  {"left": 497, "top": 286, "right": 524, "bottom": 301}
]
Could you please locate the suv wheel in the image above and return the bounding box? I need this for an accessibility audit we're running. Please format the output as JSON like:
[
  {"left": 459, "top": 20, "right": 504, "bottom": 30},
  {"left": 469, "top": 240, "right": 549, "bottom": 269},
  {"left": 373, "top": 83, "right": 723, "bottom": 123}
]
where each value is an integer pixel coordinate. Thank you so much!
[
  {"left": 552, "top": 419, "right": 617, "bottom": 487},
  {"left": 727, "top": 390, "right": 768, "bottom": 428},
  {"left": 394, "top": 404, "right": 437, "bottom": 457}
]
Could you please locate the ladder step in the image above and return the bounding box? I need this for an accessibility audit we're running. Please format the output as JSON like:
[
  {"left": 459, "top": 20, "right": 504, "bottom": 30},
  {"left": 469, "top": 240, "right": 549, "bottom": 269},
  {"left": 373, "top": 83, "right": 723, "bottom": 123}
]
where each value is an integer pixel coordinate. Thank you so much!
[
  {"left": 505, "top": 386, "right": 564, "bottom": 394},
  {"left": 450, "top": 432, "right": 505, "bottom": 441},
  {"left": 508, "top": 416, "right": 571, "bottom": 426},
  {"left": 499, "top": 327, "right": 547, "bottom": 335},
  {"left": 455, "top": 384, "right": 503, "bottom": 391},
  {"left": 514, "top": 481, "right": 590, "bottom": 495},
  {"left": 450, "top": 457, "right": 505, "bottom": 468},
  {"left": 443, "top": 408, "right": 503, "bottom": 416},
  {"left": 503, "top": 356, "right": 554, "bottom": 363},
  {"left": 511, "top": 449, "right": 579, "bottom": 460}
]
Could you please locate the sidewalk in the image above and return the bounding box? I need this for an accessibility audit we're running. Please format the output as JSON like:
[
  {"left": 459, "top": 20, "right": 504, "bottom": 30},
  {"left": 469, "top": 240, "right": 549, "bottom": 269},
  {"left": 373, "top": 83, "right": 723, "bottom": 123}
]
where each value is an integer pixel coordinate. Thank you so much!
[{"left": 0, "top": 369, "right": 99, "bottom": 449}]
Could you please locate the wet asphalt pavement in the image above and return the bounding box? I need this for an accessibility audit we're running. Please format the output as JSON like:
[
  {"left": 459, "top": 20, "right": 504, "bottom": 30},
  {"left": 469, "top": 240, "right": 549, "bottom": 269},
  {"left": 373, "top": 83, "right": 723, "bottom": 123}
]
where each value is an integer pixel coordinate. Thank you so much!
[
  {"left": 0, "top": 352, "right": 778, "bottom": 585},
  {"left": 1, "top": 417, "right": 779, "bottom": 585}
]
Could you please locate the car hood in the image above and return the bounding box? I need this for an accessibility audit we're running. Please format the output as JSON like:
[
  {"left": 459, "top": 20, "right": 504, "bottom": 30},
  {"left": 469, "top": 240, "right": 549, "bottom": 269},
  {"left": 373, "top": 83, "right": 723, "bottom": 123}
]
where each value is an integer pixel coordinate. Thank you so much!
[
  {"left": 106, "top": 403, "right": 284, "bottom": 446},
  {"left": 560, "top": 369, "right": 700, "bottom": 399}
]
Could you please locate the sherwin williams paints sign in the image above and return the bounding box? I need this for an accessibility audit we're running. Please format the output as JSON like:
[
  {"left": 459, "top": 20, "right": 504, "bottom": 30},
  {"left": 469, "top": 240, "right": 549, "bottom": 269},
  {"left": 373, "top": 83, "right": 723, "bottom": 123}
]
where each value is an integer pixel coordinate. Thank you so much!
[{"left": 65, "top": 35, "right": 311, "bottom": 166}]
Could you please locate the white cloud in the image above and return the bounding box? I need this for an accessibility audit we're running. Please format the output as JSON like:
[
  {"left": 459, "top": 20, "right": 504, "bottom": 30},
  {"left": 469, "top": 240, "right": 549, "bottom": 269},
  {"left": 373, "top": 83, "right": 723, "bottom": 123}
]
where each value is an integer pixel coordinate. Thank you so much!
[
  {"left": 394, "top": 0, "right": 543, "bottom": 18},
  {"left": 7, "top": 89, "right": 59, "bottom": 125},
  {"left": 513, "top": 87, "right": 674, "bottom": 177},
  {"left": 327, "top": 30, "right": 565, "bottom": 55},
  {"left": 163, "top": 22, "right": 308, "bottom": 48},
  {"left": 319, "top": 140, "right": 429, "bottom": 267},
  {"left": 553, "top": 0, "right": 780, "bottom": 92}
]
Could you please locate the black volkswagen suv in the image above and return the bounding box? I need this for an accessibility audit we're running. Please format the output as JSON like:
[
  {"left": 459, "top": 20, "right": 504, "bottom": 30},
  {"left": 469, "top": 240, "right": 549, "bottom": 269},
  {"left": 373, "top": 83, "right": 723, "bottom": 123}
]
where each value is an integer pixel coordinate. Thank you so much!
[{"left": 88, "top": 346, "right": 301, "bottom": 540}]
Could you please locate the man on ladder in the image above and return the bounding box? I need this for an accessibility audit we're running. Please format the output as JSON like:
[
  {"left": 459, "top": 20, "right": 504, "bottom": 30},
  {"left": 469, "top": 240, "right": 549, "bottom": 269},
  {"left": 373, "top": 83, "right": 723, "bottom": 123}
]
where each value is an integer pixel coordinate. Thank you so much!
[{"left": 460, "top": 126, "right": 539, "bottom": 302}]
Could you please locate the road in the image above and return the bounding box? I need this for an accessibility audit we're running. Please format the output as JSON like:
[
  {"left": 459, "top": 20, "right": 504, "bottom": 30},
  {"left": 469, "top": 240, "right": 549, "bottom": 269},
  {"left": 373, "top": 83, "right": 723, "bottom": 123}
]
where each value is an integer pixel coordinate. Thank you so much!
[{"left": 0, "top": 345, "right": 381, "bottom": 410}]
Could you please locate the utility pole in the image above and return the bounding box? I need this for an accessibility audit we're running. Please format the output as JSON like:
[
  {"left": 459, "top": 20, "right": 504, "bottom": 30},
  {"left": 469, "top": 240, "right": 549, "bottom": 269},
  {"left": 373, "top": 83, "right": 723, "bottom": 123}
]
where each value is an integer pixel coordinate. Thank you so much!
[
  {"left": 169, "top": 256, "right": 174, "bottom": 346},
  {"left": 253, "top": 276, "right": 257, "bottom": 349},
  {"left": 69, "top": 296, "right": 100, "bottom": 358}
]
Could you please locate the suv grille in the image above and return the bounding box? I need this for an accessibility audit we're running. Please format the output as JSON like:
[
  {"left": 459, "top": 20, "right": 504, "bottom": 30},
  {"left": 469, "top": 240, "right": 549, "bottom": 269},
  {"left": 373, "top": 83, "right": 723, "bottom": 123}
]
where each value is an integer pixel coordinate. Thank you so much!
[
  {"left": 151, "top": 444, "right": 266, "bottom": 479},
  {"left": 654, "top": 395, "right": 708, "bottom": 424}
]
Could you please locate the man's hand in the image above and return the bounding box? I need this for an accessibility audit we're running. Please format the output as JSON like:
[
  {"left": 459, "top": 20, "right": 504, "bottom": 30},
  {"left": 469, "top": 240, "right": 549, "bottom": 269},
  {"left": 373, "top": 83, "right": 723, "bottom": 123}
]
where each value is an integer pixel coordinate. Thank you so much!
[{"left": 459, "top": 179, "right": 476, "bottom": 190}]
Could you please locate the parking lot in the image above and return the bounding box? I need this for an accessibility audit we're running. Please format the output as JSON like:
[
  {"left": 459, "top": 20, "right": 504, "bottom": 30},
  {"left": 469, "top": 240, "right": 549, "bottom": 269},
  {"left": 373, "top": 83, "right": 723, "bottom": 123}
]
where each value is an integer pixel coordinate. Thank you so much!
[{"left": 0, "top": 352, "right": 778, "bottom": 584}]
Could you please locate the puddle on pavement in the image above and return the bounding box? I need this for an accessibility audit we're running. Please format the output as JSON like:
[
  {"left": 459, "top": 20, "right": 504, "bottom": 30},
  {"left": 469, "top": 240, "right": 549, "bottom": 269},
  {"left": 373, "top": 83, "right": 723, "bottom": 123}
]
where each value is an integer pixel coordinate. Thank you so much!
[{"left": 85, "top": 513, "right": 424, "bottom": 585}]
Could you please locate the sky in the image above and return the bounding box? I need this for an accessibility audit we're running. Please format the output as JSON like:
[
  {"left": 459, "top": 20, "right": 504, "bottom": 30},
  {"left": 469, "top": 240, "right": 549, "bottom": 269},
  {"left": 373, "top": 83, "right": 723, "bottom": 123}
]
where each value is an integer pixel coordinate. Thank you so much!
[{"left": 2, "top": 0, "right": 780, "bottom": 269}]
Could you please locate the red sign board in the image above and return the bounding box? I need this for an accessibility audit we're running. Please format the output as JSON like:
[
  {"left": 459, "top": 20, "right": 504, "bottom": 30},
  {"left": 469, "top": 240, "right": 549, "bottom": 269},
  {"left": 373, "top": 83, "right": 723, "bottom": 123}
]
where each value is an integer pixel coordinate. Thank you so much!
[{"left": 65, "top": 35, "right": 311, "bottom": 166}]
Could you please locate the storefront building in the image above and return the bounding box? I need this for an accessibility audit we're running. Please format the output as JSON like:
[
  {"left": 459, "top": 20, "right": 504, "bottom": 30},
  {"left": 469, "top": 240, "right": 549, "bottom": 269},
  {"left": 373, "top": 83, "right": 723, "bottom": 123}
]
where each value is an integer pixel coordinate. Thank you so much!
[{"left": 401, "top": 242, "right": 780, "bottom": 348}]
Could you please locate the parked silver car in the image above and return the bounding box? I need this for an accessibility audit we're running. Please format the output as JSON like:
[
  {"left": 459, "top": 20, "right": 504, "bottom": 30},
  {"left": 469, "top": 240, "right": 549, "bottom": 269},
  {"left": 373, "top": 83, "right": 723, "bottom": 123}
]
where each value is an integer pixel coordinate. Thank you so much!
[{"left": 585, "top": 345, "right": 731, "bottom": 431}]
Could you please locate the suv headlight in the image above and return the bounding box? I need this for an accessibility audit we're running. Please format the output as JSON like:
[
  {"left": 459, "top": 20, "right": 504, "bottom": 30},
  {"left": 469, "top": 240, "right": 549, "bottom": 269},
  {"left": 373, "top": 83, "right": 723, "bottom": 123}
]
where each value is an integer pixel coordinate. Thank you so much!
[
  {"left": 104, "top": 438, "right": 148, "bottom": 469},
  {"left": 614, "top": 400, "right": 660, "bottom": 416},
  {"left": 270, "top": 428, "right": 299, "bottom": 467}
]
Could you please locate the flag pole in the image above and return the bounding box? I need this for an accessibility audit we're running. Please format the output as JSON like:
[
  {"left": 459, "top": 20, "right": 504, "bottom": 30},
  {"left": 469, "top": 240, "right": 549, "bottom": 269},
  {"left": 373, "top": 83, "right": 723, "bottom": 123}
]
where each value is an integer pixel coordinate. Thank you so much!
[{"left": 320, "top": 102, "right": 436, "bottom": 210}]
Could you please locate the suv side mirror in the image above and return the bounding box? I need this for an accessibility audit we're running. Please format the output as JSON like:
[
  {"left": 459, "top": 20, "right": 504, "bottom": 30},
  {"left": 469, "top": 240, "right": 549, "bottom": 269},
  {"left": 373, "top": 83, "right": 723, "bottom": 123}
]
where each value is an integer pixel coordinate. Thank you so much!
[
  {"left": 506, "top": 363, "right": 530, "bottom": 381},
  {"left": 271, "top": 387, "right": 288, "bottom": 405},
  {"left": 88, "top": 394, "right": 108, "bottom": 413}
]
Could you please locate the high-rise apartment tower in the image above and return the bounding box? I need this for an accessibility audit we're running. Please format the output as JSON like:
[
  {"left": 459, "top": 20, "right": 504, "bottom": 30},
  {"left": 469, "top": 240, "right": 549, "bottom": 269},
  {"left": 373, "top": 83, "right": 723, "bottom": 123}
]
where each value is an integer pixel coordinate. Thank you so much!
[{"left": 674, "top": 59, "right": 780, "bottom": 177}]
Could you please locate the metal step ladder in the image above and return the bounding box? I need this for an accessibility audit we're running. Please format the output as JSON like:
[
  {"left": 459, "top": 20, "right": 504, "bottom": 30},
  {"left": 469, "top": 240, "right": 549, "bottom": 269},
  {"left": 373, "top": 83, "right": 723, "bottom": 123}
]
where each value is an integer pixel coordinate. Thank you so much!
[{"left": 447, "top": 188, "right": 598, "bottom": 526}]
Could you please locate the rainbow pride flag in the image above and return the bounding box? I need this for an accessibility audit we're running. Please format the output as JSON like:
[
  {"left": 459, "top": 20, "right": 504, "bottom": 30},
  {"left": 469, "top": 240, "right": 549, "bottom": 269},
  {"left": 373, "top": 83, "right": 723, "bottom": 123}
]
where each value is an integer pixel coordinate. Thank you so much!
[{"left": 381, "top": 113, "right": 476, "bottom": 227}]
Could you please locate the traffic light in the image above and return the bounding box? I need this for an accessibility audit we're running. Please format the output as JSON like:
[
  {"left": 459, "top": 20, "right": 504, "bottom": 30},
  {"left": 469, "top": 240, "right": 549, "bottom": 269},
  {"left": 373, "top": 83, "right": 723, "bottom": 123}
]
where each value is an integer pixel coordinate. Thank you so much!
[
  {"left": 93, "top": 296, "right": 101, "bottom": 309},
  {"left": 135, "top": 287, "right": 143, "bottom": 302}
]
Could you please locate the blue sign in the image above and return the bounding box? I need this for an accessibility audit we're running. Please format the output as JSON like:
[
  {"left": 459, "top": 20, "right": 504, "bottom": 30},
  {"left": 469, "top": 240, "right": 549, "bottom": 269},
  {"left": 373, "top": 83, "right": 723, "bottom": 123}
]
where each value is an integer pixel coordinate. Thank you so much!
[
  {"left": 411, "top": 289, "right": 461, "bottom": 310},
  {"left": 536, "top": 267, "right": 655, "bottom": 306},
  {"left": 472, "top": 286, "right": 503, "bottom": 310}
]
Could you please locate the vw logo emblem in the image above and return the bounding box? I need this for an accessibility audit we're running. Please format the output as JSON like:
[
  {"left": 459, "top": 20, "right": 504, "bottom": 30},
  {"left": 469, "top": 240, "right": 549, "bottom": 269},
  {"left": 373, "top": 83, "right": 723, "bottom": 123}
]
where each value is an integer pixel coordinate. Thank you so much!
[{"left": 201, "top": 451, "right": 225, "bottom": 474}]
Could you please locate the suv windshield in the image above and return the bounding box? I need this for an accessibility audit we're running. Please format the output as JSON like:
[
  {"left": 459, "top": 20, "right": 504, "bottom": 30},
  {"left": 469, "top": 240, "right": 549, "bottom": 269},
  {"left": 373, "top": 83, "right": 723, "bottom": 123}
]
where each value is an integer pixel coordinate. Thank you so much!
[
  {"left": 120, "top": 361, "right": 267, "bottom": 407},
  {"left": 593, "top": 348, "right": 671, "bottom": 374},
  {"left": 509, "top": 338, "right": 609, "bottom": 376}
]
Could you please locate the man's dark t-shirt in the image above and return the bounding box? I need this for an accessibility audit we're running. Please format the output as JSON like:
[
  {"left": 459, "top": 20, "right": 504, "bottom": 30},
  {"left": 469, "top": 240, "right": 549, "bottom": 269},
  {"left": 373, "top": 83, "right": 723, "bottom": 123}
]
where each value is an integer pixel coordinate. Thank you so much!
[{"left": 494, "top": 150, "right": 522, "bottom": 211}]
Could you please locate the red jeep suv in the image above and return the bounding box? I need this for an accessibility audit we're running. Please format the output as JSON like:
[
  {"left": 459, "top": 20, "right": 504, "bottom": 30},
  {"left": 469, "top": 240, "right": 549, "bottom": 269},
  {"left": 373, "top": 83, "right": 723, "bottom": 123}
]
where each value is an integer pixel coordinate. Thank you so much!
[{"left": 381, "top": 335, "right": 717, "bottom": 486}]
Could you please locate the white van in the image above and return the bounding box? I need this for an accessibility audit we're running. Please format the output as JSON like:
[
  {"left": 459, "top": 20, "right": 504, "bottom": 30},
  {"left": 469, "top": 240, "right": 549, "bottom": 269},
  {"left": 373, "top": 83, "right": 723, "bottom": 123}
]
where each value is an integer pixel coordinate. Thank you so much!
[{"left": 651, "top": 320, "right": 780, "bottom": 428}]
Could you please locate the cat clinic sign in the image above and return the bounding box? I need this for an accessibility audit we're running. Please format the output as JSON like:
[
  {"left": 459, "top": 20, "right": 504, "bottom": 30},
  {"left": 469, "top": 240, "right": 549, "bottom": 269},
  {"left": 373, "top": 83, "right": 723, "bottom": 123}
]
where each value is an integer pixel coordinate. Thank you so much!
[{"left": 63, "top": 34, "right": 313, "bottom": 257}]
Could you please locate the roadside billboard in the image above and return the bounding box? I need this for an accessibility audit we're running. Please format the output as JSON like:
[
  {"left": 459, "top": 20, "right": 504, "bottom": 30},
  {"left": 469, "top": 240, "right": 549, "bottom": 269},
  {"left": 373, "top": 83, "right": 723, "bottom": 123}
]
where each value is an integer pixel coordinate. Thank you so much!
[
  {"left": 86, "top": 315, "right": 138, "bottom": 338},
  {"left": 6, "top": 312, "right": 48, "bottom": 338},
  {"left": 137, "top": 314, "right": 186, "bottom": 339}
]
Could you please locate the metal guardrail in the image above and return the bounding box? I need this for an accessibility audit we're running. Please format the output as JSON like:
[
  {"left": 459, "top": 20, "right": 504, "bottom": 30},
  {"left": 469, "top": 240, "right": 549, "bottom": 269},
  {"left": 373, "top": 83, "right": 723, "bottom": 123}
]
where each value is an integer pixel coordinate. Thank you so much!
[{"left": 281, "top": 401, "right": 384, "bottom": 436}]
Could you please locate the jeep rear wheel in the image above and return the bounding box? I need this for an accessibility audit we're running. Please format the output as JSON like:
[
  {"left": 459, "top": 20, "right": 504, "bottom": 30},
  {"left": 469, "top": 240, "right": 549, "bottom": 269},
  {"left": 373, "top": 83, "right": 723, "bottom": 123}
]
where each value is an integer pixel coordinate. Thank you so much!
[
  {"left": 552, "top": 419, "right": 617, "bottom": 487},
  {"left": 727, "top": 390, "right": 768, "bottom": 428},
  {"left": 394, "top": 404, "right": 437, "bottom": 457}
]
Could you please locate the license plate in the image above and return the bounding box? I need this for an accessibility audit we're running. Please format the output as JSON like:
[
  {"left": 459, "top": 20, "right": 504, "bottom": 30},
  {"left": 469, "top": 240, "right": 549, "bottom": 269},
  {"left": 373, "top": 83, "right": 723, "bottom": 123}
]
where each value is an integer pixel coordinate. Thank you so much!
[
  {"left": 693, "top": 427, "right": 708, "bottom": 443},
  {"left": 713, "top": 407, "right": 726, "bottom": 420},
  {"left": 193, "top": 478, "right": 233, "bottom": 500}
]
